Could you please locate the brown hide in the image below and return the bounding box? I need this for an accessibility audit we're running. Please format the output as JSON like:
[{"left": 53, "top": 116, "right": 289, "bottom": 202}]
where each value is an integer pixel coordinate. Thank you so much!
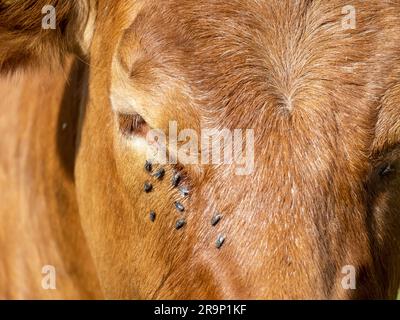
[{"left": 1, "top": 0, "right": 400, "bottom": 299}]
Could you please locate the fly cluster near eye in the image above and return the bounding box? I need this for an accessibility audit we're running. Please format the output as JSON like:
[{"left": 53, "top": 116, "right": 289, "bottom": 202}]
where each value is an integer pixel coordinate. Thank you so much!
[{"left": 142, "top": 160, "right": 226, "bottom": 250}]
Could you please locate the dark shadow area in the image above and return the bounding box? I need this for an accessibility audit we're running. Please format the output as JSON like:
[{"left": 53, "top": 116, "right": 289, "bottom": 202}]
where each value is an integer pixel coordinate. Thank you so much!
[
  {"left": 56, "top": 57, "right": 89, "bottom": 181},
  {"left": 51, "top": 58, "right": 103, "bottom": 297}
]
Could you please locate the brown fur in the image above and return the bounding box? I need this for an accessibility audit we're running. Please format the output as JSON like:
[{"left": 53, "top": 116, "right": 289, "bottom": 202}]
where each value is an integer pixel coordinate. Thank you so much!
[
  {"left": 1, "top": 0, "right": 400, "bottom": 299},
  {"left": 0, "top": 0, "right": 93, "bottom": 72}
]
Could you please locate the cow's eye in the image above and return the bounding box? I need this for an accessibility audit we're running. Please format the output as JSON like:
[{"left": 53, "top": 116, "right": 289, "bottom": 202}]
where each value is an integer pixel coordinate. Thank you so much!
[
  {"left": 370, "top": 145, "right": 400, "bottom": 182},
  {"left": 378, "top": 162, "right": 397, "bottom": 179},
  {"left": 117, "top": 112, "right": 149, "bottom": 137},
  {"left": 372, "top": 156, "right": 399, "bottom": 185}
]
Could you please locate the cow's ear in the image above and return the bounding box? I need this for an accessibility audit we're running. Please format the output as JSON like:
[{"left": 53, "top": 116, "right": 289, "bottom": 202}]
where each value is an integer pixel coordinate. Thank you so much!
[{"left": 0, "top": 0, "right": 96, "bottom": 72}]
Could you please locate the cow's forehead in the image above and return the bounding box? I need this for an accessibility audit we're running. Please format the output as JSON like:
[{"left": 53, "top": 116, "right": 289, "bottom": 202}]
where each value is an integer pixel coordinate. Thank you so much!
[{"left": 110, "top": 0, "right": 400, "bottom": 156}]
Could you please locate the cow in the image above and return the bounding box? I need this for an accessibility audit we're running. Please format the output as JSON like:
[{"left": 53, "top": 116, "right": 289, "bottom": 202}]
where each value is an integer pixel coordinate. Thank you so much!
[{"left": 1, "top": 0, "right": 400, "bottom": 299}]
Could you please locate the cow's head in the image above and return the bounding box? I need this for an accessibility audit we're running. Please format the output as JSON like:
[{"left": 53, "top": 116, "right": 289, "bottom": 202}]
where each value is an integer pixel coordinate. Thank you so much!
[{"left": 2, "top": 0, "right": 400, "bottom": 299}]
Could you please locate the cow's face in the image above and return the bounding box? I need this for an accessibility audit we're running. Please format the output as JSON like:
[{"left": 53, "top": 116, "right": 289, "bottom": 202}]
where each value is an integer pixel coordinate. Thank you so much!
[{"left": 2, "top": 0, "right": 400, "bottom": 299}]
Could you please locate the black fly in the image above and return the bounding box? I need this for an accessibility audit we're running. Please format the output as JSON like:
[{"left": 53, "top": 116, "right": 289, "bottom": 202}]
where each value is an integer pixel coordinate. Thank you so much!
[
  {"left": 172, "top": 172, "right": 181, "bottom": 187},
  {"left": 149, "top": 211, "right": 156, "bottom": 222},
  {"left": 211, "top": 214, "right": 222, "bottom": 226},
  {"left": 144, "top": 182, "right": 153, "bottom": 193},
  {"left": 215, "top": 234, "right": 225, "bottom": 249},
  {"left": 175, "top": 219, "right": 186, "bottom": 230},
  {"left": 179, "top": 186, "right": 189, "bottom": 197},
  {"left": 154, "top": 168, "right": 165, "bottom": 180},
  {"left": 145, "top": 160, "right": 152, "bottom": 173},
  {"left": 175, "top": 201, "right": 185, "bottom": 212}
]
